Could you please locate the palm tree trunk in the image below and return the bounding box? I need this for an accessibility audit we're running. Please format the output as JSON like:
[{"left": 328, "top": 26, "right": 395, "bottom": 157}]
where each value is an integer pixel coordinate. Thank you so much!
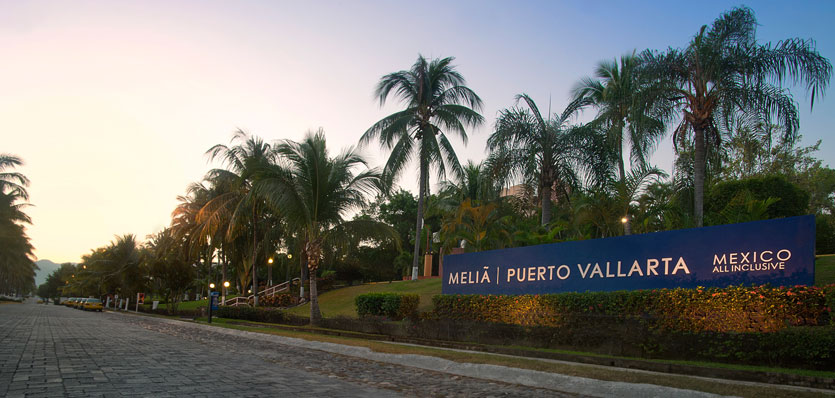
[
  {"left": 221, "top": 248, "right": 227, "bottom": 304},
  {"left": 411, "top": 163, "right": 428, "bottom": 280},
  {"left": 305, "top": 242, "right": 322, "bottom": 326},
  {"left": 540, "top": 182, "right": 552, "bottom": 226},
  {"left": 300, "top": 251, "right": 308, "bottom": 300},
  {"left": 693, "top": 126, "right": 706, "bottom": 227},
  {"left": 252, "top": 210, "right": 258, "bottom": 307},
  {"left": 309, "top": 267, "right": 321, "bottom": 326},
  {"left": 617, "top": 123, "right": 626, "bottom": 183}
]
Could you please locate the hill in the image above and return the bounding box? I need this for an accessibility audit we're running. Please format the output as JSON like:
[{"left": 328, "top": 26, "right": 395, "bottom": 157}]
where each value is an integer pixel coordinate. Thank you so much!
[{"left": 34, "top": 259, "right": 62, "bottom": 286}]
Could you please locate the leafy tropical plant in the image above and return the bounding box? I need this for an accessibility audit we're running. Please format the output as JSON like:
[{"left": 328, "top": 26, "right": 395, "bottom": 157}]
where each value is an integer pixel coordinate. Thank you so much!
[
  {"left": 0, "top": 154, "right": 37, "bottom": 295},
  {"left": 572, "top": 53, "right": 666, "bottom": 182},
  {"left": 253, "top": 130, "right": 398, "bottom": 325},
  {"left": 487, "top": 94, "right": 600, "bottom": 226},
  {"left": 361, "top": 55, "right": 484, "bottom": 280},
  {"left": 199, "top": 130, "right": 283, "bottom": 306},
  {"left": 640, "top": 6, "right": 831, "bottom": 226}
]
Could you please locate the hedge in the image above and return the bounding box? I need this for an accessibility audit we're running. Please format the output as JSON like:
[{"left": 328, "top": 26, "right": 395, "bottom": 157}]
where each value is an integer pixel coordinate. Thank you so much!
[
  {"left": 355, "top": 293, "right": 419, "bottom": 320},
  {"left": 215, "top": 305, "right": 309, "bottom": 326},
  {"left": 136, "top": 304, "right": 202, "bottom": 318},
  {"left": 431, "top": 284, "right": 833, "bottom": 333}
]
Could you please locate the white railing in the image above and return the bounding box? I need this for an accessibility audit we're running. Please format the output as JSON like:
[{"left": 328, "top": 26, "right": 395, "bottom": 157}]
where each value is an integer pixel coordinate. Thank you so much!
[{"left": 222, "top": 278, "right": 300, "bottom": 307}]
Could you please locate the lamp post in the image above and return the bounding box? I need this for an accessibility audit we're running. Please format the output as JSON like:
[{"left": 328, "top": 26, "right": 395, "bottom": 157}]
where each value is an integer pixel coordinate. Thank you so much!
[
  {"left": 222, "top": 281, "right": 230, "bottom": 305},
  {"left": 208, "top": 283, "right": 216, "bottom": 323},
  {"left": 267, "top": 258, "right": 274, "bottom": 286},
  {"left": 621, "top": 215, "right": 631, "bottom": 236}
]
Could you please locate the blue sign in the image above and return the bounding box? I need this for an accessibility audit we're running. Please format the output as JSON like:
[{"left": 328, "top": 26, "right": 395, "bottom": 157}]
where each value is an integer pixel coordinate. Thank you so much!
[
  {"left": 442, "top": 215, "right": 815, "bottom": 295},
  {"left": 210, "top": 292, "right": 220, "bottom": 310}
]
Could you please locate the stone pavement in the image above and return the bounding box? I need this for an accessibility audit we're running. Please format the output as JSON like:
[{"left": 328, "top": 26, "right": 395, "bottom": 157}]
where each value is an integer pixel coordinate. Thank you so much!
[{"left": 0, "top": 303, "right": 575, "bottom": 397}]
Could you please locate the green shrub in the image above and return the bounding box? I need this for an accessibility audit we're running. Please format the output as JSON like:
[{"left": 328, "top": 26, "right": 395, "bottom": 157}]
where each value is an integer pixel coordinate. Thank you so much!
[
  {"left": 137, "top": 304, "right": 201, "bottom": 318},
  {"left": 644, "top": 326, "right": 835, "bottom": 369},
  {"left": 355, "top": 292, "right": 419, "bottom": 320},
  {"left": 215, "top": 305, "right": 309, "bottom": 325},
  {"left": 706, "top": 175, "right": 809, "bottom": 222},
  {"left": 432, "top": 284, "right": 833, "bottom": 333},
  {"left": 816, "top": 214, "right": 835, "bottom": 254}
]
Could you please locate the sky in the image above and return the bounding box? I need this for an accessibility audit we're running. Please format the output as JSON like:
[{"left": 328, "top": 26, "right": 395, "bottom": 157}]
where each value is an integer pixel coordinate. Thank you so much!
[{"left": 3, "top": 1, "right": 834, "bottom": 263}]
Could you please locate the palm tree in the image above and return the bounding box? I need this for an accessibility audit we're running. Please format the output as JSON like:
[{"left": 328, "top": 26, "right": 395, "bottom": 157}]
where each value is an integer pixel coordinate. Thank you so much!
[
  {"left": 487, "top": 94, "right": 599, "bottom": 226},
  {"left": 361, "top": 55, "right": 483, "bottom": 280},
  {"left": 437, "top": 160, "right": 500, "bottom": 208},
  {"left": 253, "top": 130, "right": 397, "bottom": 325},
  {"left": 0, "top": 155, "right": 36, "bottom": 295},
  {"left": 641, "top": 6, "right": 831, "bottom": 226},
  {"left": 572, "top": 53, "right": 666, "bottom": 183},
  {"left": 200, "top": 130, "right": 281, "bottom": 306}
]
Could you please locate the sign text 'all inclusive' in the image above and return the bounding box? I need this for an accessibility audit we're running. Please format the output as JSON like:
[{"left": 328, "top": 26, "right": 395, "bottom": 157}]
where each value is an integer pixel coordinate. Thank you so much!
[{"left": 442, "top": 216, "right": 814, "bottom": 295}]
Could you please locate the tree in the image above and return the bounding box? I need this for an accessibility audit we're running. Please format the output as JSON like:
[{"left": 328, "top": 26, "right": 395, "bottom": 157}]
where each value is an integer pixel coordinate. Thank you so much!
[
  {"left": 143, "top": 228, "right": 196, "bottom": 314},
  {"left": 361, "top": 55, "right": 484, "bottom": 280},
  {"left": 201, "top": 130, "right": 282, "bottom": 306},
  {"left": 440, "top": 199, "right": 511, "bottom": 252},
  {"left": 437, "top": 160, "right": 500, "bottom": 208},
  {"left": 0, "top": 154, "right": 36, "bottom": 296},
  {"left": 487, "top": 94, "right": 597, "bottom": 226},
  {"left": 573, "top": 53, "right": 666, "bottom": 182},
  {"left": 641, "top": 6, "right": 831, "bottom": 226},
  {"left": 253, "top": 130, "right": 397, "bottom": 325}
]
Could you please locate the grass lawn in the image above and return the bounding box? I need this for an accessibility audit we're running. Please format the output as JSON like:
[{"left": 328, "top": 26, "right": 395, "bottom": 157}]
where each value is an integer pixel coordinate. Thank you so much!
[
  {"left": 815, "top": 254, "right": 835, "bottom": 286},
  {"left": 287, "top": 278, "right": 441, "bottom": 318}
]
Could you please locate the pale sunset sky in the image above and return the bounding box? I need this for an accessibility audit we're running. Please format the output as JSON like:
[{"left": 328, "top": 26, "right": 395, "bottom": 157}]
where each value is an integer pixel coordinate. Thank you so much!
[{"left": 3, "top": 1, "right": 834, "bottom": 263}]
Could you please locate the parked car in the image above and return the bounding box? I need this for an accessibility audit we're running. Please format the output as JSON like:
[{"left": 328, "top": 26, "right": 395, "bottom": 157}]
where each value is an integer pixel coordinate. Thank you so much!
[
  {"left": 82, "top": 298, "right": 103, "bottom": 312},
  {"left": 74, "top": 298, "right": 87, "bottom": 309},
  {"left": 64, "top": 298, "right": 77, "bottom": 307}
]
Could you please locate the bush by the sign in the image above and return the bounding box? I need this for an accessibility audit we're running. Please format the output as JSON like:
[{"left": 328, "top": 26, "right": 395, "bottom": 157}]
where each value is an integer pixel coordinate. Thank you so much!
[
  {"left": 355, "top": 293, "right": 419, "bottom": 320},
  {"left": 432, "top": 284, "right": 833, "bottom": 333}
]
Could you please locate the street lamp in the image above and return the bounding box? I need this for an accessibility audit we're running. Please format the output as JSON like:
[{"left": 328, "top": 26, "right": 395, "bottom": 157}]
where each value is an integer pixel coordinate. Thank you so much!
[
  {"left": 221, "top": 281, "right": 230, "bottom": 305},
  {"left": 267, "top": 258, "right": 274, "bottom": 286},
  {"left": 621, "top": 215, "right": 631, "bottom": 236},
  {"left": 209, "top": 283, "right": 215, "bottom": 289}
]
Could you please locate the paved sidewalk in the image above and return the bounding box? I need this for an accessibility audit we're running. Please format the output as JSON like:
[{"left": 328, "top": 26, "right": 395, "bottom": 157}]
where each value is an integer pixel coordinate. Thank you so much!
[
  {"left": 0, "top": 303, "right": 572, "bottom": 397},
  {"left": 0, "top": 303, "right": 398, "bottom": 397},
  {"left": 0, "top": 302, "right": 737, "bottom": 397}
]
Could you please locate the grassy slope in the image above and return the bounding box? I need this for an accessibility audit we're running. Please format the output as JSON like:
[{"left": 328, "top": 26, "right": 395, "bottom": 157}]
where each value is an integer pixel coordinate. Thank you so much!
[
  {"left": 815, "top": 254, "right": 835, "bottom": 286},
  {"left": 287, "top": 278, "right": 441, "bottom": 318}
]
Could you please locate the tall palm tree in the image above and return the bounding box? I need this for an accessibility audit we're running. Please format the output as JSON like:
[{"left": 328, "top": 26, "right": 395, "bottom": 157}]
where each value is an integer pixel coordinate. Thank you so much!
[
  {"left": 572, "top": 53, "right": 666, "bottom": 183},
  {"left": 200, "top": 130, "right": 281, "bottom": 306},
  {"left": 487, "top": 94, "right": 599, "bottom": 226},
  {"left": 0, "top": 155, "right": 36, "bottom": 295},
  {"left": 641, "top": 6, "right": 831, "bottom": 226},
  {"left": 361, "top": 55, "right": 483, "bottom": 280},
  {"left": 254, "top": 130, "right": 397, "bottom": 325}
]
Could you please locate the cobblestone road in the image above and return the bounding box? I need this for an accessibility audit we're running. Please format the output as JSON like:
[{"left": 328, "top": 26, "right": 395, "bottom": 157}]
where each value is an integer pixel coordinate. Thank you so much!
[{"left": 0, "top": 303, "right": 576, "bottom": 397}]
